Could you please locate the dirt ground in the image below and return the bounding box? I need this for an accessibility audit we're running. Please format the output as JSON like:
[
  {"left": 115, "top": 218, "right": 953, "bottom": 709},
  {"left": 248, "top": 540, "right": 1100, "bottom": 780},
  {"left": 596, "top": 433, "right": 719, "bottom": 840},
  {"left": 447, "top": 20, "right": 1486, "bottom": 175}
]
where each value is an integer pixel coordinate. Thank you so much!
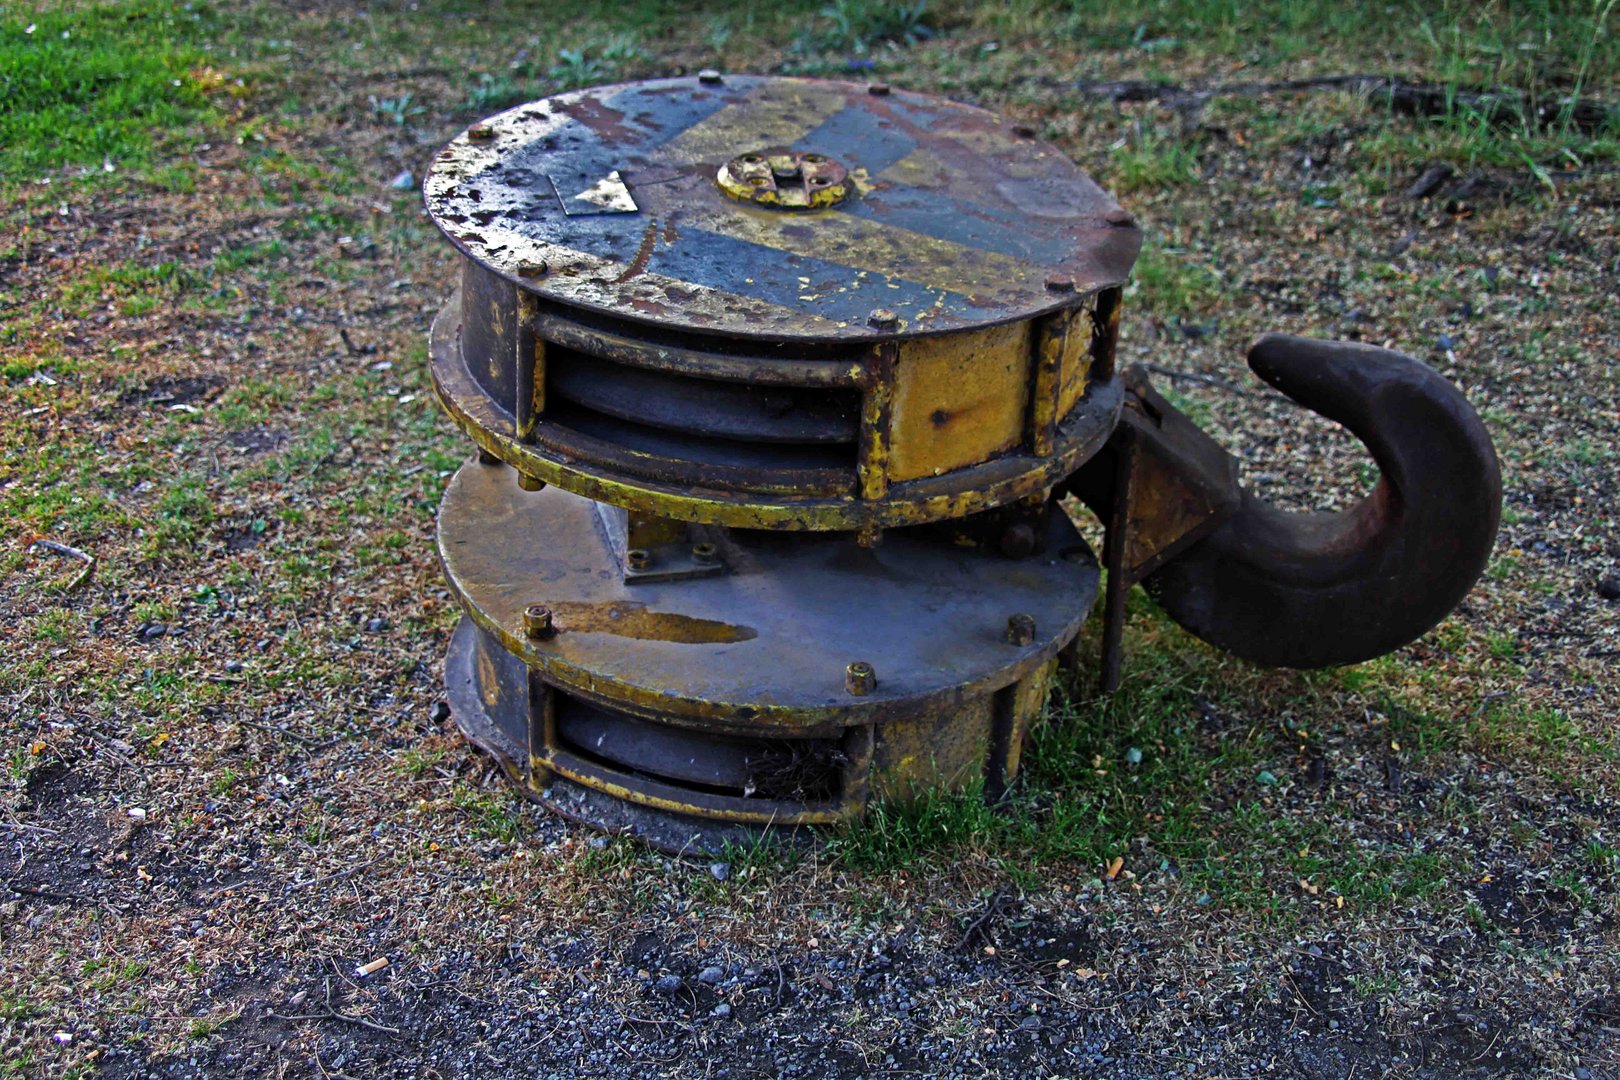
[{"left": 2, "top": 2, "right": 1618, "bottom": 1077}]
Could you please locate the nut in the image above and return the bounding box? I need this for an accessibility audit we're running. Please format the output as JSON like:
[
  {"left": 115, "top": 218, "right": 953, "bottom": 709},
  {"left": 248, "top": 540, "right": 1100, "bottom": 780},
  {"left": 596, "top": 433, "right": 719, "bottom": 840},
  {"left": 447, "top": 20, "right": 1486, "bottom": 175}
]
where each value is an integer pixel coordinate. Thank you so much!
[
  {"left": 524, "top": 605, "right": 553, "bottom": 639},
  {"left": 468, "top": 123, "right": 495, "bottom": 141},
  {"left": 626, "top": 548, "right": 651, "bottom": 572},
  {"left": 1006, "top": 613, "right": 1036, "bottom": 646},
  {"left": 867, "top": 82, "right": 891, "bottom": 96},
  {"left": 516, "top": 473, "right": 545, "bottom": 492},
  {"left": 867, "top": 308, "right": 899, "bottom": 331},
  {"left": 516, "top": 261, "right": 548, "bottom": 278},
  {"left": 1044, "top": 275, "right": 1075, "bottom": 293},
  {"left": 1012, "top": 123, "right": 1037, "bottom": 138},
  {"left": 698, "top": 69, "right": 724, "bottom": 85},
  {"left": 845, "top": 661, "right": 876, "bottom": 696},
  {"left": 691, "top": 542, "right": 719, "bottom": 565}
]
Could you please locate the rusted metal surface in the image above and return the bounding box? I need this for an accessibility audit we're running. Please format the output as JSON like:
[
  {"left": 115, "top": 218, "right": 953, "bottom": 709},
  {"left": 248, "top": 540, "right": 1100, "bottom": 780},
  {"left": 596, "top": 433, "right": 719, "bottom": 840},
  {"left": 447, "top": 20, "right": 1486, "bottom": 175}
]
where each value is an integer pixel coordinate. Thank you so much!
[
  {"left": 431, "top": 287, "right": 1125, "bottom": 531},
  {"left": 437, "top": 459, "right": 1095, "bottom": 729},
  {"left": 1068, "top": 336, "right": 1502, "bottom": 670},
  {"left": 424, "top": 75, "right": 1141, "bottom": 344}
]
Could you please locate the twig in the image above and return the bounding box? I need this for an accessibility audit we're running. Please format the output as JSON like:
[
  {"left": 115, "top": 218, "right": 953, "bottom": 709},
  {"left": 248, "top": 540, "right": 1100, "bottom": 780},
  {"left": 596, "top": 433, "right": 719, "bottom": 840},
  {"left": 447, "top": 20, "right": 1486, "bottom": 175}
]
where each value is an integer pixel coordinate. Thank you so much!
[
  {"left": 268, "top": 1008, "right": 400, "bottom": 1036},
  {"left": 29, "top": 538, "right": 95, "bottom": 591},
  {"left": 286, "top": 857, "right": 383, "bottom": 893},
  {"left": 1143, "top": 363, "right": 1279, "bottom": 401},
  {"left": 958, "top": 889, "right": 1011, "bottom": 951}
]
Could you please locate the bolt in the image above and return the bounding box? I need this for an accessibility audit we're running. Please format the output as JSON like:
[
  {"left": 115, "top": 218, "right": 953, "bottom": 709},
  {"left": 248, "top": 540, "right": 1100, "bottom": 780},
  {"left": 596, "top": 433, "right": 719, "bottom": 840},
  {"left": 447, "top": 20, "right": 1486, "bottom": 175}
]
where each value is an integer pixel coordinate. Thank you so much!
[
  {"left": 1044, "top": 275, "right": 1075, "bottom": 293},
  {"left": 1105, "top": 209, "right": 1135, "bottom": 227},
  {"left": 524, "top": 604, "right": 553, "bottom": 639},
  {"left": 867, "top": 308, "right": 899, "bottom": 331},
  {"left": 691, "top": 542, "right": 719, "bottom": 565},
  {"left": 477, "top": 447, "right": 502, "bottom": 466},
  {"left": 468, "top": 123, "right": 495, "bottom": 141},
  {"left": 1006, "top": 613, "right": 1037, "bottom": 646},
  {"left": 698, "top": 69, "right": 724, "bottom": 85},
  {"left": 1012, "top": 123, "right": 1037, "bottom": 138},
  {"left": 516, "top": 260, "right": 548, "bottom": 278},
  {"left": 845, "top": 661, "right": 876, "bottom": 696},
  {"left": 516, "top": 473, "right": 545, "bottom": 492},
  {"left": 868, "top": 82, "right": 891, "bottom": 96},
  {"left": 627, "top": 548, "right": 651, "bottom": 572}
]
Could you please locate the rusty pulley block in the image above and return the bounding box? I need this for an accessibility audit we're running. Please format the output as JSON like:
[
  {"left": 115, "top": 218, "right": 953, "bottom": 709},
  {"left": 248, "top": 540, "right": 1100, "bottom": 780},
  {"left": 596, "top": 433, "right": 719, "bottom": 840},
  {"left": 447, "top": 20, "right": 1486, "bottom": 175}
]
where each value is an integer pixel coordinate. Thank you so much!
[{"left": 422, "top": 75, "right": 1501, "bottom": 852}]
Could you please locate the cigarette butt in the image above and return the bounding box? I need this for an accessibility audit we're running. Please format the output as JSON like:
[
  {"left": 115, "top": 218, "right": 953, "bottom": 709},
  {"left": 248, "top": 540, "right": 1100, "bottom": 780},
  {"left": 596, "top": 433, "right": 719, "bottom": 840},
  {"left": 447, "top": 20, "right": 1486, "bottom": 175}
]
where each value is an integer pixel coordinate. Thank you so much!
[{"left": 355, "top": 957, "right": 389, "bottom": 977}]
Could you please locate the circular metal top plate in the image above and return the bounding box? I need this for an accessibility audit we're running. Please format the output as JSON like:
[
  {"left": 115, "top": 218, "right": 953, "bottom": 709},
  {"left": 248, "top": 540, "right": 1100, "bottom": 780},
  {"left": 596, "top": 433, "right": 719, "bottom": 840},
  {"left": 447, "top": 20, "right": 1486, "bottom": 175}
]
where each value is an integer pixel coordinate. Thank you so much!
[{"left": 424, "top": 75, "right": 1141, "bottom": 343}]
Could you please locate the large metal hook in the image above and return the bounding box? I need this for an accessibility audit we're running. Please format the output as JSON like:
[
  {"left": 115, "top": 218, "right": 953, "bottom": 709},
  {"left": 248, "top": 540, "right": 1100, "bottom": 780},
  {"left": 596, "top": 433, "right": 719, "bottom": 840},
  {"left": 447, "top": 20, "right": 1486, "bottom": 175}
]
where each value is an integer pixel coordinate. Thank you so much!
[{"left": 1072, "top": 334, "right": 1502, "bottom": 670}]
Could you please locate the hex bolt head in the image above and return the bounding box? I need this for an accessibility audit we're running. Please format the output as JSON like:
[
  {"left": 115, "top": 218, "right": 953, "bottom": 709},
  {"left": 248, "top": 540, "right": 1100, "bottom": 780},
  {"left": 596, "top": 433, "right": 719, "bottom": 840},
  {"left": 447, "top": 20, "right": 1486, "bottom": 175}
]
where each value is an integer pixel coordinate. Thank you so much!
[
  {"left": 516, "top": 260, "right": 548, "bottom": 278},
  {"left": 477, "top": 447, "right": 502, "bottom": 466},
  {"left": 845, "top": 661, "right": 876, "bottom": 696},
  {"left": 867, "top": 308, "right": 899, "bottom": 331},
  {"left": 1012, "top": 123, "right": 1038, "bottom": 138},
  {"left": 867, "top": 82, "right": 891, "bottom": 96},
  {"left": 524, "top": 604, "right": 553, "bottom": 639},
  {"left": 698, "top": 69, "right": 724, "bottom": 85},
  {"left": 1105, "top": 209, "right": 1136, "bottom": 227},
  {"left": 468, "top": 123, "right": 495, "bottom": 141},
  {"left": 516, "top": 473, "right": 545, "bottom": 492},
  {"left": 691, "top": 542, "right": 719, "bottom": 565},
  {"left": 627, "top": 548, "right": 651, "bottom": 572},
  {"left": 1044, "top": 275, "right": 1075, "bottom": 293},
  {"left": 1006, "top": 613, "right": 1036, "bottom": 646}
]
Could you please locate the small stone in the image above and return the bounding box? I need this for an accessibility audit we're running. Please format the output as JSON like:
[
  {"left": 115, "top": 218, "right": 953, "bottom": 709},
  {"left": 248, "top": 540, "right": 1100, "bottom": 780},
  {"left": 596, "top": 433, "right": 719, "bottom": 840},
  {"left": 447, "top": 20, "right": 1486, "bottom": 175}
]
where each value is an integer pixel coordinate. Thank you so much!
[
  {"left": 1597, "top": 575, "right": 1620, "bottom": 601},
  {"left": 698, "top": 966, "right": 724, "bottom": 985},
  {"left": 225, "top": 660, "right": 244, "bottom": 674},
  {"left": 389, "top": 169, "right": 416, "bottom": 190},
  {"left": 140, "top": 623, "right": 167, "bottom": 641},
  {"left": 429, "top": 701, "right": 451, "bottom": 723},
  {"left": 1020, "top": 1016, "right": 1040, "bottom": 1031},
  {"left": 365, "top": 617, "right": 389, "bottom": 633},
  {"left": 709, "top": 861, "right": 730, "bottom": 882},
  {"left": 1124, "top": 747, "right": 1143, "bottom": 765},
  {"left": 654, "top": 975, "right": 682, "bottom": 995},
  {"left": 710, "top": 1002, "right": 732, "bottom": 1018},
  {"left": 1436, "top": 333, "right": 1455, "bottom": 351},
  {"left": 1256, "top": 770, "right": 1279, "bottom": 786}
]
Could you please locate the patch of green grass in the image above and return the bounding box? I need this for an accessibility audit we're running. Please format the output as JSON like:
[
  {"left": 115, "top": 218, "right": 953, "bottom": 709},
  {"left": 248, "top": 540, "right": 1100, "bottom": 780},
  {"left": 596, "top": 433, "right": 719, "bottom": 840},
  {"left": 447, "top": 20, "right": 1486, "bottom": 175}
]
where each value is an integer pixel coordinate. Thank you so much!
[
  {"left": 1105, "top": 118, "right": 1201, "bottom": 193},
  {"left": 0, "top": 1, "right": 220, "bottom": 184},
  {"left": 791, "top": 0, "right": 935, "bottom": 56},
  {"left": 549, "top": 33, "right": 645, "bottom": 91},
  {"left": 1128, "top": 242, "right": 1224, "bottom": 316},
  {"left": 57, "top": 260, "right": 200, "bottom": 318}
]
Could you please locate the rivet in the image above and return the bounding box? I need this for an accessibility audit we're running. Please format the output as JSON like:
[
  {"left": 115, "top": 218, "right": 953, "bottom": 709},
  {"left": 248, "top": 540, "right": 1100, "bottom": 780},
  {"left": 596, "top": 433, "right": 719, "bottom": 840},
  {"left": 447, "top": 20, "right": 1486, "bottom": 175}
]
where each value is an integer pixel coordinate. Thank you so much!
[
  {"left": 516, "top": 473, "right": 545, "bottom": 492},
  {"left": 524, "top": 604, "right": 553, "bottom": 639},
  {"left": 1044, "top": 275, "right": 1075, "bottom": 293},
  {"left": 1006, "top": 613, "right": 1036, "bottom": 646},
  {"left": 867, "top": 308, "right": 899, "bottom": 331},
  {"left": 698, "top": 69, "right": 724, "bottom": 85},
  {"left": 868, "top": 82, "right": 891, "bottom": 96},
  {"left": 627, "top": 548, "right": 651, "bottom": 572},
  {"left": 516, "top": 260, "right": 548, "bottom": 278},
  {"left": 691, "top": 542, "right": 719, "bottom": 565},
  {"left": 1012, "top": 123, "right": 1038, "bottom": 138},
  {"left": 845, "top": 661, "right": 876, "bottom": 696},
  {"left": 468, "top": 123, "right": 495, "bottom": 141}
]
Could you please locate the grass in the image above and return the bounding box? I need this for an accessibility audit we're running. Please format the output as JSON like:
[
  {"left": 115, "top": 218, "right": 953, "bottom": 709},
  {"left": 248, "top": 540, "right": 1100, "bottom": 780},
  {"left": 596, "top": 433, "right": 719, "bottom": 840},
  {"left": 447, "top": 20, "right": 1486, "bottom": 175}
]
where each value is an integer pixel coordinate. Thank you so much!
[{"left": 0, "top": 1, "right": 222, "bottom": 185}]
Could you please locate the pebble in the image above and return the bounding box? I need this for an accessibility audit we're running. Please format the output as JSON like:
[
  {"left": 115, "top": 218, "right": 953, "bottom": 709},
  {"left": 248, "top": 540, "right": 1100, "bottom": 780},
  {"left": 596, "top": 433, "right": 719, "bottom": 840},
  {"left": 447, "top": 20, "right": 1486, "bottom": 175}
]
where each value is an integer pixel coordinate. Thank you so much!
[
  {"left": 709, "top": 861, "right": 731, "bottom": 882},
  {"left": 698, "top": 966, "right": 724, "bottom": 985},
  {"left": 140, "top": 623, "right": 167, "bottom": 641},
  {"left": 1436, "top": 333, "right": 1455, "bottom": 351},
  {"left": 225, "top": 660, "right": 244, "bottom": 674},
  {"left": 429, "top": 701, "right": 452, "bottom": 723},
  {"left": 1020, "top": 1016, "right": 1040, "bottom": 1031},
  {"left": 365, "top": 617, "right": 390, "bottom": 632},
  {"left": 390, "top": 169, "right": 416, "bottom": 190},
  {"left": 653, "top": 975, "right": 682, "bottom": 995},
  {"left": 710, "top": 1002, "right": 731, "bottom": 1018},
  {"left": 1597, "top": 574, "right": 1620, "bottom": 601}
]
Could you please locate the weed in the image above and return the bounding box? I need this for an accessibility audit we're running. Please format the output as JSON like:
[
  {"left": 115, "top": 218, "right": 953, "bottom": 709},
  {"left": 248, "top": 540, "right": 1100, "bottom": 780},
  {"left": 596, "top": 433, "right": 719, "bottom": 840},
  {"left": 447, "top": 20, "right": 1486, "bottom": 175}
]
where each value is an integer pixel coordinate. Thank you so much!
[
  {"left": 549, "top": 34, "right": 643, "bottom": 91},
  {"left": 1129, "top": 243, "right": 1224, "bottom": 316},
  {"left": 368, "top": 92, "right": 424, "bottom": 127},
  {"left": 792, "top": 0, "right": 935, "bottom": 56},
  {"left": 1106, "top": 118, "right": 1201, "bottom": 193}
]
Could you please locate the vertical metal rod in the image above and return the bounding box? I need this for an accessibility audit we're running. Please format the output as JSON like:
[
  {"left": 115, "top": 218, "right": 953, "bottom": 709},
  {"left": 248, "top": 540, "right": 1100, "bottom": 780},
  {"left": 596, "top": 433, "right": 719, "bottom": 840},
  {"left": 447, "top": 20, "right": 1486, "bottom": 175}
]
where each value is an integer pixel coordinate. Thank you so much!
[
  {"left": 982, "top": 683, "right": 1023, "bottom": 804},
  {"left": 1090, "top": 286, "right": 1122, "bottom": 385},
  {"left": 839, "top": 724, "right": 877, "bottom": 819},
  {"left": 526, "top": 667, "right": 554, "bottom": 783},
  {"left": 514, "top": 290, "right": 545, "bottom": 442},
  {"left": 1100, "top": 428, "right": 1136, "bottom": 694},
  {"left": 856, "top": 342, "right": 896, "bottom": 502},
  {"left": 1029, "top": 309, "right": 1069, "bottom": 456}
]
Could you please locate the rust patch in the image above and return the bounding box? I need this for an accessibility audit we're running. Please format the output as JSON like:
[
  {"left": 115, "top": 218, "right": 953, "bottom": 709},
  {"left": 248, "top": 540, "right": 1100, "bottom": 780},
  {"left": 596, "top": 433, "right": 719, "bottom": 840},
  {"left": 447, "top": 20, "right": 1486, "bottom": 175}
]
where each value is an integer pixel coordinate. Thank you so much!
[
  {"left": 543, "top": 600, "right": 756, "bottom": 644},
  {"left": 614, "top": 219, "right": 662, "bottom": 284}
]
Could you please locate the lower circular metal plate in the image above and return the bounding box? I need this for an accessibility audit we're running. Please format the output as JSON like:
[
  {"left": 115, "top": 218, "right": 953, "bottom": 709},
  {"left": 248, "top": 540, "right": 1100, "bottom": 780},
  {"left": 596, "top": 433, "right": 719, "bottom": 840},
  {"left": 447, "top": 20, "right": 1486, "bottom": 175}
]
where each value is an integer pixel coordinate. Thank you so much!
[{"left": 437, "top": 457, "right": 1099, "bottom": 731}]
